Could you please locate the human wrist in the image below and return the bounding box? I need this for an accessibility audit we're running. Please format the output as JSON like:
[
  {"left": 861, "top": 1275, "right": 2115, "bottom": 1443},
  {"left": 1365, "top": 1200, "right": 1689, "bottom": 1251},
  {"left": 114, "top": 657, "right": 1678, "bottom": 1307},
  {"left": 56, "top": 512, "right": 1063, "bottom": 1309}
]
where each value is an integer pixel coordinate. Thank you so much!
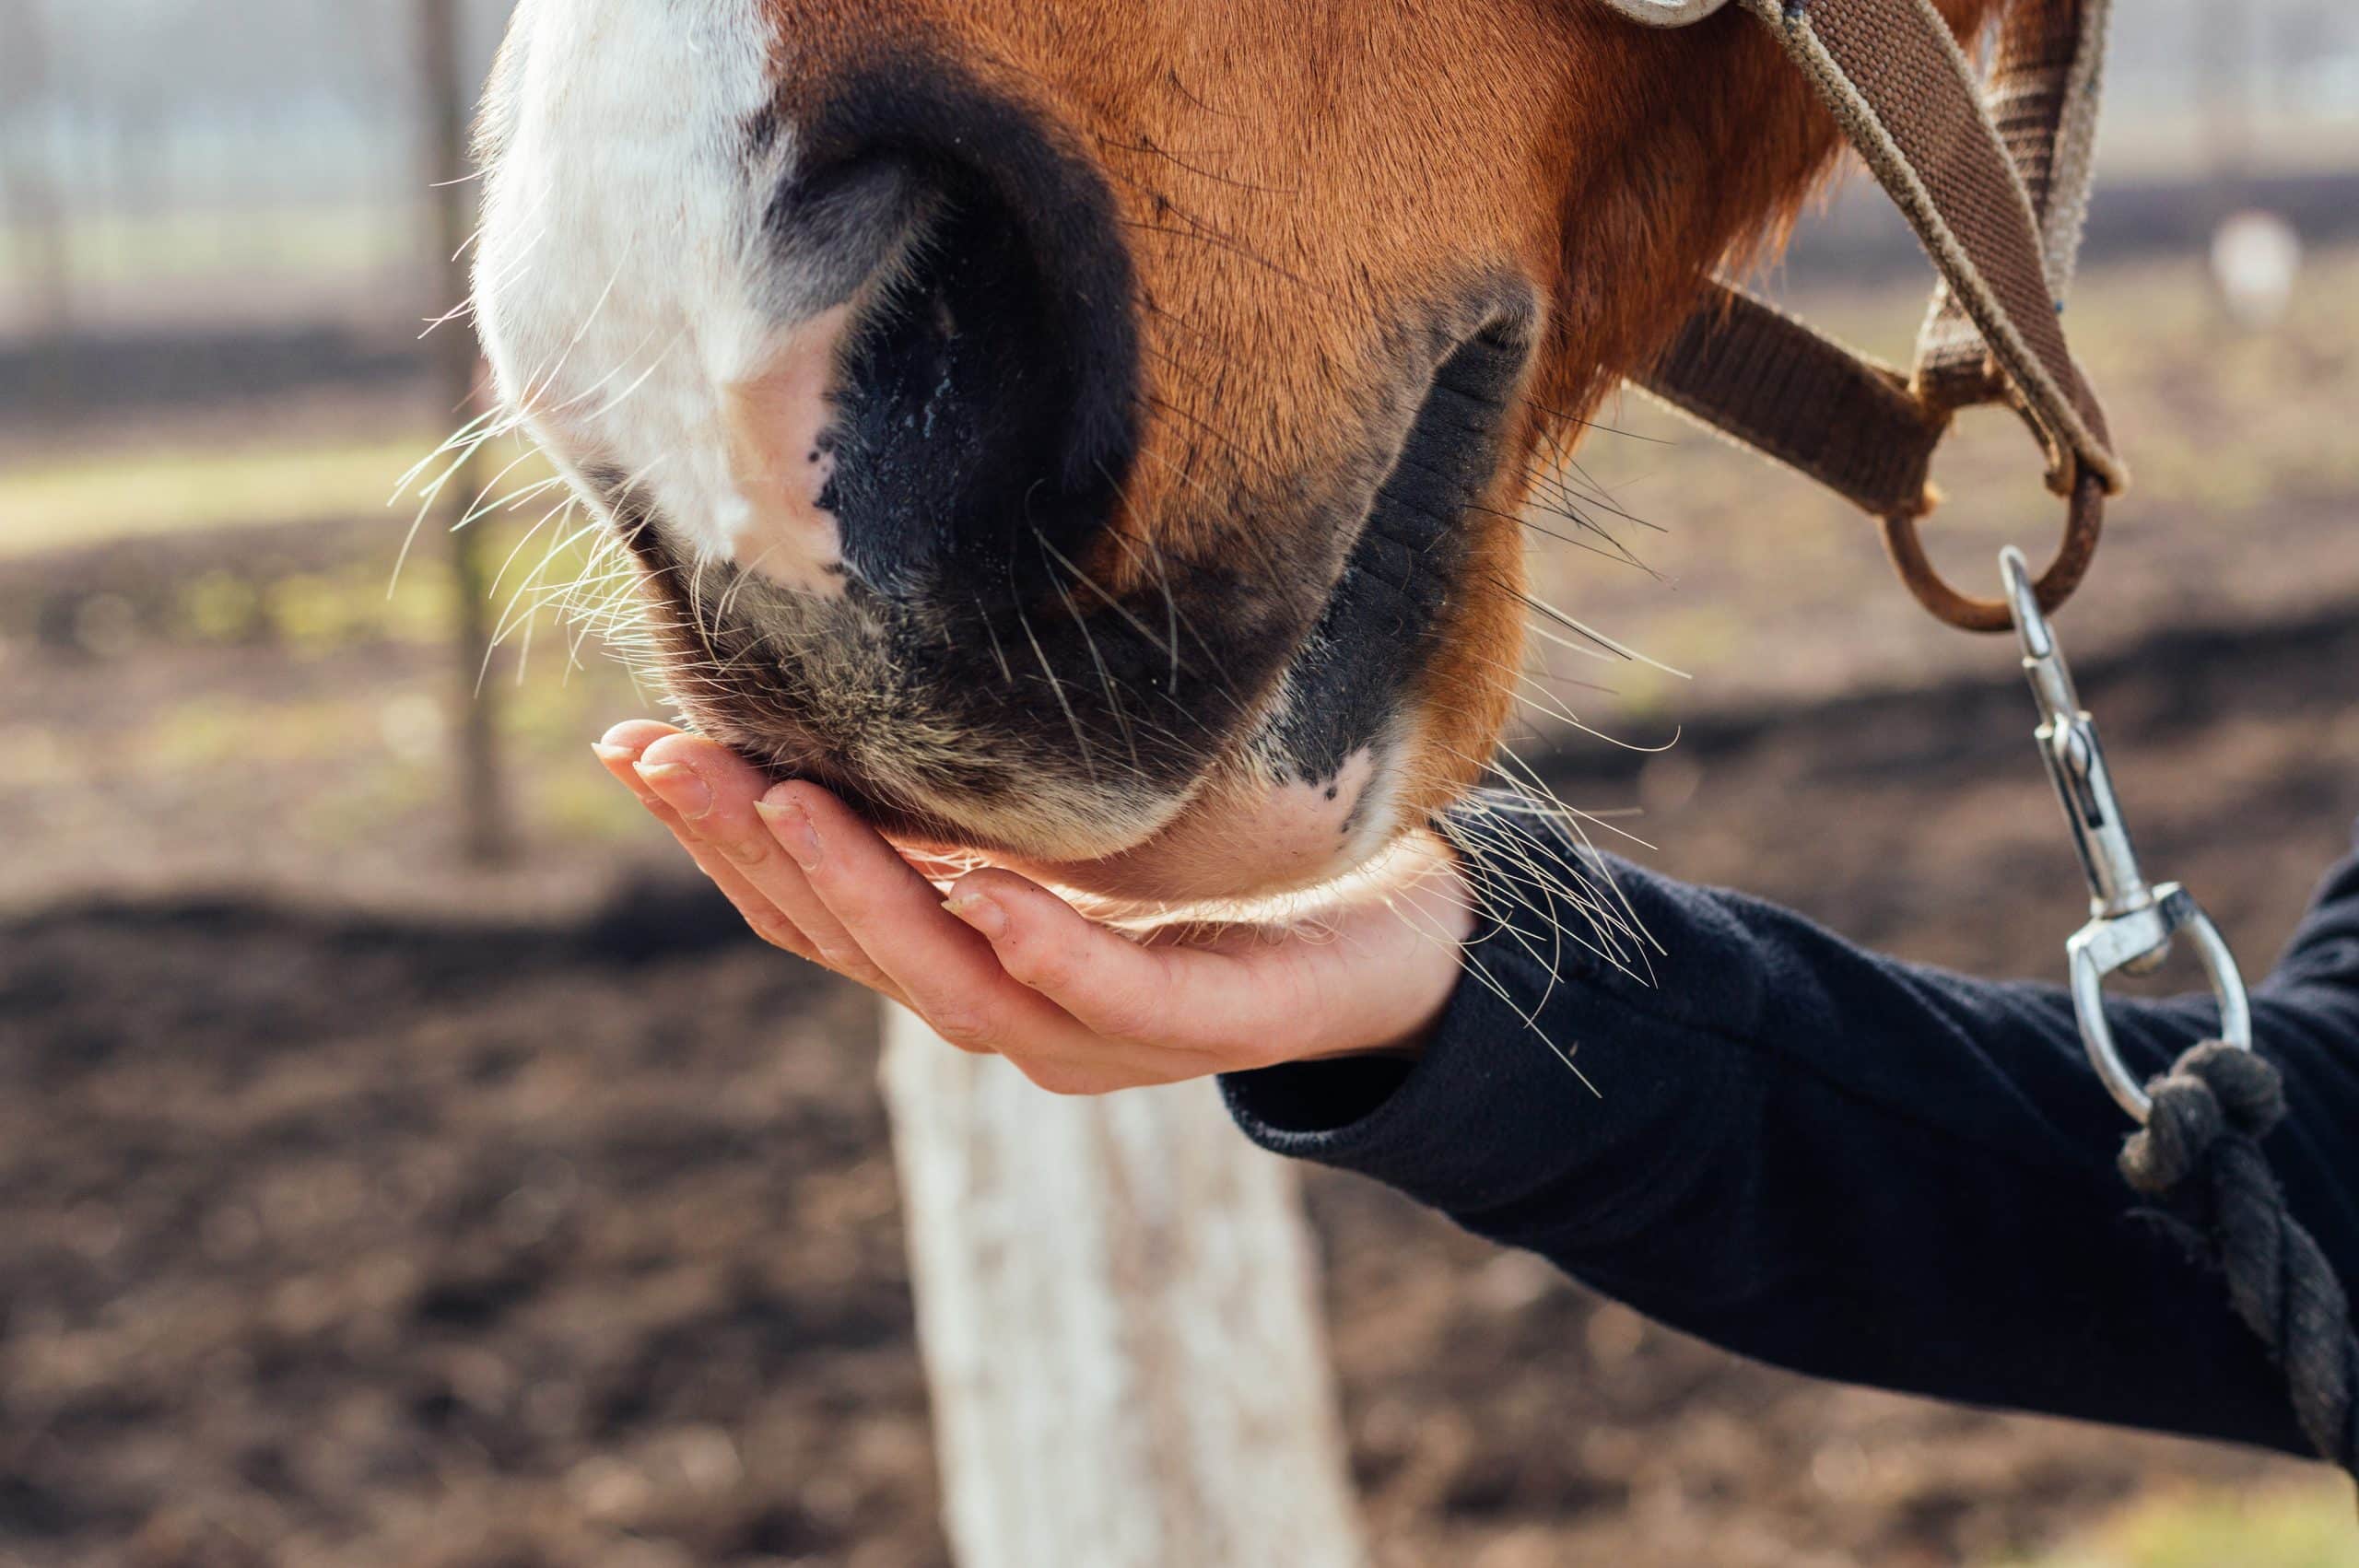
[{"left": 1298, "top": 833, "right": 1474, "bottom": 1065}]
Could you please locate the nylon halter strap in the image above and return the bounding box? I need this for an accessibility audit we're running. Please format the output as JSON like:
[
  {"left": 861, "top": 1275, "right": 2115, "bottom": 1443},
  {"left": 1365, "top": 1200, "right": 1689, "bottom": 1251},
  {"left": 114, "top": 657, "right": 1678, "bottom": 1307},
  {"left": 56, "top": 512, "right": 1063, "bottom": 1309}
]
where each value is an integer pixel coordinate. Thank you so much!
[{"left": 1623, "top": 0, "right": 2125, "bottom": 633}]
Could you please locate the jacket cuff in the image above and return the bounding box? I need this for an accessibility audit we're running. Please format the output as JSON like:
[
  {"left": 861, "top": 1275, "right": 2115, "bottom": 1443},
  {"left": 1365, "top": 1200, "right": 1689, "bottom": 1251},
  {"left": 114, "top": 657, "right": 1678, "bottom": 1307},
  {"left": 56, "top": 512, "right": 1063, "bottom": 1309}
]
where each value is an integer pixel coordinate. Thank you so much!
[{"left": 1217, "top": 811, "right": 1770, "bottom": 1211}]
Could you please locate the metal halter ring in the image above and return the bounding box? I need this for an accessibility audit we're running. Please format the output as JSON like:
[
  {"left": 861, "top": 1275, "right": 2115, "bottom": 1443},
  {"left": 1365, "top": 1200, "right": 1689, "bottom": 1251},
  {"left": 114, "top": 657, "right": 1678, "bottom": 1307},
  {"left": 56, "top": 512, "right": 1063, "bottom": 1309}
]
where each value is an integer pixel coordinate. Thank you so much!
[
  {"left": 1593, "top": 0, "right": 1733, "bottom": 26},
  {"left": 1884, "top": 469, "right": 2107, "bottom": 635}
]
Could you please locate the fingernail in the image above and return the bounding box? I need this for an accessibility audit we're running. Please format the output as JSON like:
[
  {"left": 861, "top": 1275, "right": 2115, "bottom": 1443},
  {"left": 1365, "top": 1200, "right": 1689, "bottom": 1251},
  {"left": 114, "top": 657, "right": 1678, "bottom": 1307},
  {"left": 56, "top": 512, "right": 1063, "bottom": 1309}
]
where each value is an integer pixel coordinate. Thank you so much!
[
  {"left": 635, "top": 761, "right": 712, "bottom": 821},
  {"left": 757, "top": 795, "right": 823, "bottom": 871},
  {"left": 943, "top": 893, "right": 1009, "bottom": 941},
  {"left": 594, "top": 743, "right": 654, "bottom": 799}
]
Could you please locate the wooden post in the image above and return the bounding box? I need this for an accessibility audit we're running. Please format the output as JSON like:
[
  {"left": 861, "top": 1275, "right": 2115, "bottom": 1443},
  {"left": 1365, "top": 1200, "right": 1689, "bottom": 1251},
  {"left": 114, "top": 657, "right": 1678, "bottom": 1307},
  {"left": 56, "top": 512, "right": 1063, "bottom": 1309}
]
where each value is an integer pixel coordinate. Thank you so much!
[
  {"left": 882, "top": 1007, "right": 1370, "bottom": 1568},
  {"left": 417, "top": 0, "right": 511, "bottom": 867}
]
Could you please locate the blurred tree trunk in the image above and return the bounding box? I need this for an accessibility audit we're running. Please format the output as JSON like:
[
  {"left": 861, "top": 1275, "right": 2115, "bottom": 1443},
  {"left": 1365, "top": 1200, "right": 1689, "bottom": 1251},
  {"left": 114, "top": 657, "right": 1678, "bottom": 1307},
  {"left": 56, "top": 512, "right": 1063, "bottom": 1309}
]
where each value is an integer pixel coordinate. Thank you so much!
[
  {"left": 882, "top": 1008, "right": 1370, "bottom": 1568},
  {"left": 417, "top": 0, "right": 511, "bottom": 866}
]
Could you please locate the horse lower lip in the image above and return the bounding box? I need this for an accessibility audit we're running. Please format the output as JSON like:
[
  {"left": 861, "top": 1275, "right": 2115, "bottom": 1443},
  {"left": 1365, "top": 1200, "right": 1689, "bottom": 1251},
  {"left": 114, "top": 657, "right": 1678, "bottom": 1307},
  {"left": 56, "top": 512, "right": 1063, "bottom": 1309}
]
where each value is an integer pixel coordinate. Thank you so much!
[
  {"left": 722, "top": 717, "right": 839, "bottom": 791},
  {"left": 815, "top": 778, "right": 968, "bottom": 848},
  {"left": 733, "top": 740, "right": 942, "bottom": 839}
]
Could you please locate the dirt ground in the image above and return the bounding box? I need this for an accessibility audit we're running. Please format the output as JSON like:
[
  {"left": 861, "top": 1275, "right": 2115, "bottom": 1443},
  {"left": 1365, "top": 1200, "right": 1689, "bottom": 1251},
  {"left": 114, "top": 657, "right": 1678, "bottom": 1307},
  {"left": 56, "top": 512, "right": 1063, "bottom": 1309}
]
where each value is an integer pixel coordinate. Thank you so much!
[
  {"left": 6, "top": 583, "right": 2354, "bottom": 1568},
  {"left": 6, "top": 252, "right": 2358, "bottom": 1567}
]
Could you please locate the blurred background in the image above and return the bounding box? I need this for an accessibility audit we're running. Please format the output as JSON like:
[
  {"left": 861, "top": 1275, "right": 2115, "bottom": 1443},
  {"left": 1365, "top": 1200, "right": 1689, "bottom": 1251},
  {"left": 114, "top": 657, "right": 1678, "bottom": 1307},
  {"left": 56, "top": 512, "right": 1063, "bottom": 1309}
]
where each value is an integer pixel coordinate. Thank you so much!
[{"left": 4, "top": 1, "right": 2358, "bottom": 1564}]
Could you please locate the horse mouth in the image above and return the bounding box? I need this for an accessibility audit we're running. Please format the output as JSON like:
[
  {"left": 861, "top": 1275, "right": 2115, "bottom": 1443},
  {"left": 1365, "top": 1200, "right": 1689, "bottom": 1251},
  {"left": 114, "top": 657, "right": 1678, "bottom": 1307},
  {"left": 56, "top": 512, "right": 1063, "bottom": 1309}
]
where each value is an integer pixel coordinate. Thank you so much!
[{"left": 601, "top": 295, "right": 1538, "bottom": 899}]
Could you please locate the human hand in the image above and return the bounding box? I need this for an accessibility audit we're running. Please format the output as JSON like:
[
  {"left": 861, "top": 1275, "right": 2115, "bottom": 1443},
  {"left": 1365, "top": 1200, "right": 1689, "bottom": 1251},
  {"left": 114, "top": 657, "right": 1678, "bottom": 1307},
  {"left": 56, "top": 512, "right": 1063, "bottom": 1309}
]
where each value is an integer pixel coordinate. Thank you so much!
[{"left": 593, "top": 721, "right": 1475, "bottom": 1095}]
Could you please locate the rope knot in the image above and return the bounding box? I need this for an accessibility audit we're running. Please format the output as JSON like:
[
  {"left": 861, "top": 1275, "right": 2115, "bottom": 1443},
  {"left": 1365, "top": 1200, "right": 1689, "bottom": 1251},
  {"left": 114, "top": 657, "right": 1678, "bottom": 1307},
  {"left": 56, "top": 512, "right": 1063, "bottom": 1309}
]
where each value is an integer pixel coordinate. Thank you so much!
[
  {"left": 2108, "top": 1039, "right": 2358, "bottom": 1474},
  {"left": 2118, "top": 1040, "right": 2286, "bottom": 1197}
]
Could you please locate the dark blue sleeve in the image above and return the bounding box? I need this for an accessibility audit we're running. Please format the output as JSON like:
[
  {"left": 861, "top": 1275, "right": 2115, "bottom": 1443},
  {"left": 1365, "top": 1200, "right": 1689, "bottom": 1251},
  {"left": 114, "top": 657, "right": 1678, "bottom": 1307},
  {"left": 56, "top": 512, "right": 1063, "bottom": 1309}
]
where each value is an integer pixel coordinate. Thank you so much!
[{"left": 1222, "top": 814, "right": 2359, "bottom": 1457}]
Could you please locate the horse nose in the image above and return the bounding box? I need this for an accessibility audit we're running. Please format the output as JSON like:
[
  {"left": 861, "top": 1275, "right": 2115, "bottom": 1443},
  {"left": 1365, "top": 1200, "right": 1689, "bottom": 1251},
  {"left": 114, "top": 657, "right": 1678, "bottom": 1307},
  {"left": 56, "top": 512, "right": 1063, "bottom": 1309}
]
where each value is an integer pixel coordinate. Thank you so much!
[{"left": 730, "top": 68, "right": 1143, "bottom": 599}]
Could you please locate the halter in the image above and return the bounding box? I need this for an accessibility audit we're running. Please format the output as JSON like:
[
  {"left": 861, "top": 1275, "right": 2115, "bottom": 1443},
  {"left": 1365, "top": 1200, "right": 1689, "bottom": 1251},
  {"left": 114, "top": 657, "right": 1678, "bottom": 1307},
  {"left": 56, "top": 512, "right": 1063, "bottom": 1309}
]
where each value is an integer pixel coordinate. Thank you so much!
[
  {"left": 1605, "top": 0, "right": 2119, "bottom": 633},
  {"left": 1598, "top": 0, "right": 2359, "bottom": 1488}
]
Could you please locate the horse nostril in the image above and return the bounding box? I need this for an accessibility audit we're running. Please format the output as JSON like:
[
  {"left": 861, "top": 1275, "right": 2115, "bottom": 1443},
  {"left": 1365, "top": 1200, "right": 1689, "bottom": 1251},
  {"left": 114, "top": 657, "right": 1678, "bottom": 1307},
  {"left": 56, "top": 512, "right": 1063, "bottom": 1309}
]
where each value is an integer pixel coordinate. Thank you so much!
[{"left": 765, "top": 66, "right": 1143, "bottom": 599}]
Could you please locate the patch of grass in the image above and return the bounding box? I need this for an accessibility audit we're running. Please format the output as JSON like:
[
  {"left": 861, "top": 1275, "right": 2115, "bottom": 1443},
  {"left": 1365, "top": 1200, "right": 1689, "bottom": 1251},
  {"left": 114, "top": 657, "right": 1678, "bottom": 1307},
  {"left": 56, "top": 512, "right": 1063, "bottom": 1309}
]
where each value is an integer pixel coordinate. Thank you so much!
[
  {"left": 0, "top": 423, "right": 564, "bottom": 559},
  {"left": 1999, "top": 1482, "right": 2359, "bottom": 1568},
  {"left": 0, "top": 203, "right": 416, "bottom": 294},
  {"left": 0, "top": 436, "right": 453, "bottom": 556}
]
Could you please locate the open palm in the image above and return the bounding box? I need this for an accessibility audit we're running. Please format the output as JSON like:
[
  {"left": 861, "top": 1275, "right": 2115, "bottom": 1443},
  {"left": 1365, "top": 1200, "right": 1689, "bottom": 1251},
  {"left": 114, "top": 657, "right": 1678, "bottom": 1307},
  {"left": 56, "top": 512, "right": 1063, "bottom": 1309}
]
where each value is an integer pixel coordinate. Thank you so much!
[{"left": 594, "top": 723, "right": 1474, "bottom": 1096}]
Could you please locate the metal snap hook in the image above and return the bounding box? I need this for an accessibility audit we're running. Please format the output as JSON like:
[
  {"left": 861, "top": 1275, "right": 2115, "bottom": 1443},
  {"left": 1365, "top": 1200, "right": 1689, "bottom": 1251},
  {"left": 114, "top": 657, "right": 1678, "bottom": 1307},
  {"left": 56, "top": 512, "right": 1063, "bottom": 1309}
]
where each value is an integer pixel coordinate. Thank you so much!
[
  {"left": 2068, "top": 889, "right": 2254, "bottom": 1122},
  {"left": 2001, "top": 546, "right": 2255, "bottom": 1123}
]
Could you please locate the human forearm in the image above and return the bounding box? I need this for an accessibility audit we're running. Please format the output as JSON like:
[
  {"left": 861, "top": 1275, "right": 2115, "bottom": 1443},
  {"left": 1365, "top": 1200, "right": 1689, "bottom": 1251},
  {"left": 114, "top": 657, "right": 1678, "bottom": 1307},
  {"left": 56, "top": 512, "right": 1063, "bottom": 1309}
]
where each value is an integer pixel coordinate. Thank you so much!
[{"left": 1224, "top": 813, "right": 2359, "bottom": 1454}]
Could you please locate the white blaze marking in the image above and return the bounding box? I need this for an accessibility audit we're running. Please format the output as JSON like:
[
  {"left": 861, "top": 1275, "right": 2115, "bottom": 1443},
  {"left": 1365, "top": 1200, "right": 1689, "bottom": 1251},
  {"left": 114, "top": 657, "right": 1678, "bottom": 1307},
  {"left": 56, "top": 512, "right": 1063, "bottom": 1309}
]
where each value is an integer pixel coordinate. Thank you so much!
[{"left": 475, "top": 0, "right": 850, "bottom": 591}]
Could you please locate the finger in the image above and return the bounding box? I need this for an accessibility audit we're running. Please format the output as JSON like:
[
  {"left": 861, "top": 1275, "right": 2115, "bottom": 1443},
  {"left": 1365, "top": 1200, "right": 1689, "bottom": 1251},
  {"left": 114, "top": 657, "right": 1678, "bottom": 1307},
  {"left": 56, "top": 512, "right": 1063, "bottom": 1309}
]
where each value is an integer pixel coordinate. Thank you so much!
[
  {"left": 592, "top": 724, "right": 839, "bottom": 977},
  {"left": 955, "top": 833, "right": 1476, "bottom": 1065},
  {"left": 630, "top": 733, "right": 880, "bottom": 986},
  {"left": 939, "top": 869, "right": 1303, "bottom": 1064},
  {"left": 601, "top": 745, "right": 1245, "bottom": 1091},
  {"left": 938, "top": 870, "right": 1200, "bottom": 1045},
  {"left": 771, "top": 783, "right": 1144, "bottom": 1068},
  {"left": 646, "top": 796, "right": 830, "bottom": 969},
  {"left": 593, "top": 720, "right": 685, "bottom": 798}
]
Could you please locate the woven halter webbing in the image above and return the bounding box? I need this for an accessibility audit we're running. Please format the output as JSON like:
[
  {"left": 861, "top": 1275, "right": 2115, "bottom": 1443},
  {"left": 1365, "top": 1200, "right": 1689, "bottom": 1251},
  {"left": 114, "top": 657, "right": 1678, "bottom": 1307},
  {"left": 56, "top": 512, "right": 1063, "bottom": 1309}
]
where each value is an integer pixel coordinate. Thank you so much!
[{"left": 1637, "top": 0, "right": 2123, "bottom": 532}]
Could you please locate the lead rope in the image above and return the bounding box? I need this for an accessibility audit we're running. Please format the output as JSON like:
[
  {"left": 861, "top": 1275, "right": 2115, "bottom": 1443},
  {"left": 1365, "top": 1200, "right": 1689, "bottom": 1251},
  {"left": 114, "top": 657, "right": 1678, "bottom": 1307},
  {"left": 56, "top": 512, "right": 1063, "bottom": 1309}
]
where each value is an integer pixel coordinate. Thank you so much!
[
  {"left": 2118, "top": 1044, "right": 2359, "bottom": 1472},
  {"left": 1998, "top": 547, "right": 2359, "bottom": 1484}
]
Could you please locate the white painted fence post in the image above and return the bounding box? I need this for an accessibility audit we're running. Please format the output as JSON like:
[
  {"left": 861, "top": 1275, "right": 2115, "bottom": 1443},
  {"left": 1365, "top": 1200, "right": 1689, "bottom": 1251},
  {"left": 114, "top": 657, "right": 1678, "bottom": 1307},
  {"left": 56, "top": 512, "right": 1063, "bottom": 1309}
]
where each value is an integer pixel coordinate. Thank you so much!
[{"left": 881, "top": 1006, "right": 1371, "bottom": 1568}]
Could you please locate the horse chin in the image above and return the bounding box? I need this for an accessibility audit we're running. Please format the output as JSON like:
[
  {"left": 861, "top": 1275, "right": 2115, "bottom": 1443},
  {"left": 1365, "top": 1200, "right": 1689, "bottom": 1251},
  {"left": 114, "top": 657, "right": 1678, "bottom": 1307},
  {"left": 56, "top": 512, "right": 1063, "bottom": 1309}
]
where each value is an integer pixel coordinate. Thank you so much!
[{"left": 993, "top": 744, "right": 1407, "bottom": 914}]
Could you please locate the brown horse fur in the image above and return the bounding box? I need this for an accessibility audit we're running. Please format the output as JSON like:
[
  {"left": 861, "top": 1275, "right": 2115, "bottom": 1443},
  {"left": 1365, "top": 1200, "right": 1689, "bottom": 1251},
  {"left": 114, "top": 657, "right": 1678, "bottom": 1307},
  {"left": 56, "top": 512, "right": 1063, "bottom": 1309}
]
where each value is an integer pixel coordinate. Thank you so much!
[{"left": 473, "top": 0, "right": 2001, "bottom": 907}]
